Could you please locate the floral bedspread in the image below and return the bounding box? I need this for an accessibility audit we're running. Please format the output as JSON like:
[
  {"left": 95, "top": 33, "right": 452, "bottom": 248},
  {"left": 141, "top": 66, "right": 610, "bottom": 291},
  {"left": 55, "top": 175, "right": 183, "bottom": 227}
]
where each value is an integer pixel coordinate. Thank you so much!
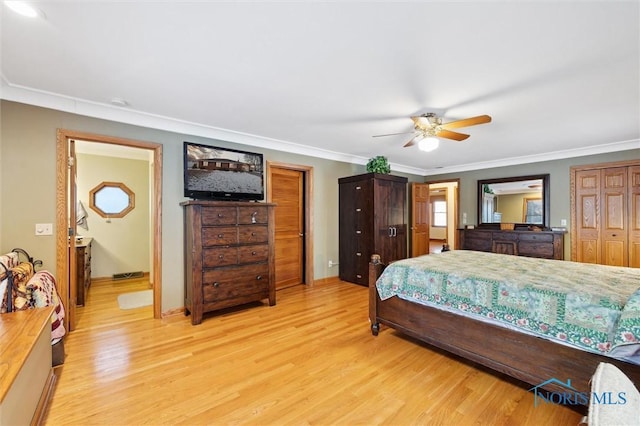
[{"left": 376, "top": 250, "right": 640, "bottom": 356}]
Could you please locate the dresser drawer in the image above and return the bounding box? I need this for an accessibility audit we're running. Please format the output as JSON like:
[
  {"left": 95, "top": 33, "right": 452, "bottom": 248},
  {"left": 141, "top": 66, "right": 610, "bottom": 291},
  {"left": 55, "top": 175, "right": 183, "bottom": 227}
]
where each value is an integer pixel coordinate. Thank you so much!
[
  {"left": 203, "top": 247, "right": 238, "bottom": 267},
  {"left": 238, "top": 206, "right": 268, "bottom": 224},
  {"left": 238, "top": 244, "right": 269, "bottom": 263},
  {"left": 202, "top": 226, "right": 238, "bottom": 246},
  {"left": 518, "top": 232, "right": 553, "bottom": 242},
  {"left": 238, "top": 225, "right": 268, "bottom": 244},
  {"left": 202, "top": 264, "right": 269, "bottom": 303},
  {"left": 201, "top": 206, "right": 237, "bottom": 225},
  {"left": 492, "top": 232, "right": 518, "bottom": 241}
]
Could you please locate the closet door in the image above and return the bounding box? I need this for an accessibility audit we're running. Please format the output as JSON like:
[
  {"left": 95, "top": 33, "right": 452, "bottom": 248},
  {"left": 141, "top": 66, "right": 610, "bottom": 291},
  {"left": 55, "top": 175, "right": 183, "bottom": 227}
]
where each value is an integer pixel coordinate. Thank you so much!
[
  {"left": 575, "top": 169, "right": 601, "bottom": 264},
  {"left": 629, "top": 166, "right": 640, "bottom": 268},
  {"left": 601, "top": 167, "right": 628, "bottom": 266}
]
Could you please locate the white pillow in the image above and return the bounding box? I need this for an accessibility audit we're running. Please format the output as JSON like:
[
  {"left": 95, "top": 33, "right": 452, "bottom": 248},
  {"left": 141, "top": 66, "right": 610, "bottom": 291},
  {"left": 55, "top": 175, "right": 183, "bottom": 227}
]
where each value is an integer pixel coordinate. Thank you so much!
[{"left": 589, "top": 362, "right": 640, "bottom": 425}]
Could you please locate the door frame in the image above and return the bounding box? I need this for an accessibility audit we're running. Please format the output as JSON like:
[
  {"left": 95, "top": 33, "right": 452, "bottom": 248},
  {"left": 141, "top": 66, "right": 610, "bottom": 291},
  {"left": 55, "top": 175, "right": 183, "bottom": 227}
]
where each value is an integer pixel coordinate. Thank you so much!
[
  {"left": 266, "top": 161, "right": 314, "bottom": 287},
  {"left": 421, "top": 178, "right": 460, "bottom": 251},
  {"left": 56, "top": 129, "right": 163, "bottom": 332}
]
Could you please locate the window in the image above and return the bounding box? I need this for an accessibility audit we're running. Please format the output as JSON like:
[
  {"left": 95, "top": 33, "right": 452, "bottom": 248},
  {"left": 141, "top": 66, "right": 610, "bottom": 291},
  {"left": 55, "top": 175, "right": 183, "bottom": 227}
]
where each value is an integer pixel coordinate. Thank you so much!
[
  {"left": 89, "top": 181, "right": 135, "bottom": 218},
  {"left": 433, "top": 199, "right": 447, "bottom": 227}
]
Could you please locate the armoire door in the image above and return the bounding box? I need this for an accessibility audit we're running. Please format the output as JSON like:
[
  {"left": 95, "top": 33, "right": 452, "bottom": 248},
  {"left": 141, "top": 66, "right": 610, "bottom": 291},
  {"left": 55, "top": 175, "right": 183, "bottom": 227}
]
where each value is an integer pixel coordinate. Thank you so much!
[{"left": 375, "top": 179, "right": 406, "bottom": 264}]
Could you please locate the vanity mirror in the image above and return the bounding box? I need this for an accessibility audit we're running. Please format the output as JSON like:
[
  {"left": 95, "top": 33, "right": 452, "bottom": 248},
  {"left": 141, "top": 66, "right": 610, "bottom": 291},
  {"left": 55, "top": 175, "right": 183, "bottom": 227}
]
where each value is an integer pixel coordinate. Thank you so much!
[{"left": 477, "top": 174, "right": 550, "bottom": 229}]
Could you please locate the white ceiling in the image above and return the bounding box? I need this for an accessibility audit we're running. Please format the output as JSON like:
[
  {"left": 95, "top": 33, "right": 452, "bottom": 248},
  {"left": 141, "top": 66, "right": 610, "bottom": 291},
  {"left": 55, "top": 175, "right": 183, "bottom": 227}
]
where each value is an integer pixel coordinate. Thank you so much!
[{"left": 1, "top": 1, "right": 639, "bottom": 175}]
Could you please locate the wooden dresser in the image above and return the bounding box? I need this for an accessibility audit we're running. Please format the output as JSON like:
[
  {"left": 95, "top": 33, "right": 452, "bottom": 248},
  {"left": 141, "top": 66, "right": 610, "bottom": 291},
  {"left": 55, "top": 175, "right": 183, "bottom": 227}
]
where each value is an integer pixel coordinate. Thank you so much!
[
  {"left": 458, "top": 228, "right": 565, "bottom": 260},
  {"left": 182, "top": 201, "right": 276, "bottom": 325},
  {"left": 0, "top": 307, "right": 56, "bottom": 426},
  {"left": 75, "top": 237, "right": 92, "bottom": 306}
]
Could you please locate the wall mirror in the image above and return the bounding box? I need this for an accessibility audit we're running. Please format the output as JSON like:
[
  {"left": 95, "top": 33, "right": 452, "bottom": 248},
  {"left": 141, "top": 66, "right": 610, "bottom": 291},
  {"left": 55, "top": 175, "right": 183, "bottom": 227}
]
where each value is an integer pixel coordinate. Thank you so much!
[
  {"left": 89, "top": 181, "right": 135, "bottom": 218},
  {"left": 477, "top": 174, "right": 550, "bottom": 229}
]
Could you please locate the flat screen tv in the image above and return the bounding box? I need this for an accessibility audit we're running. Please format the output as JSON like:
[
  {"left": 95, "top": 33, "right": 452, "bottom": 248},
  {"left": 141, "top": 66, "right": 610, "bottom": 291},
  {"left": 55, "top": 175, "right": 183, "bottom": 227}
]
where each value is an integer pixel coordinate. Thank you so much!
[{"left": 183, "top": 141, "right": 264, "bottom": 201}]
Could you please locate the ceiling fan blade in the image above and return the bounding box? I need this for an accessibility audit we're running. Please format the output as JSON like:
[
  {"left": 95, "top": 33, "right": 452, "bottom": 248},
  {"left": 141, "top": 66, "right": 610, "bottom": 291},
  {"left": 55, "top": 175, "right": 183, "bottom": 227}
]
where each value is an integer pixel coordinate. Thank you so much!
[
  {"left": 441, "top": 115, "right": 492, "bottom": 130},
  {"left": 372, "top": 131, "right": 415, "bottom": 138},
  {"left": 437, "top": 129, "right": 470, "bottom": 141},
  {"left": 403, "top": 138, "right": 417, "bottom": 147}
]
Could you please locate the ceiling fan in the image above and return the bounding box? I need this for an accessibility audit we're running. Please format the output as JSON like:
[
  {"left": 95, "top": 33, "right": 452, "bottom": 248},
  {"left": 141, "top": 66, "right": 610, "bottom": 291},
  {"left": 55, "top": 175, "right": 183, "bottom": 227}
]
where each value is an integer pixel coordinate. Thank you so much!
[{"left": 373, "top": 113, "right": 492, "bottom": 151}]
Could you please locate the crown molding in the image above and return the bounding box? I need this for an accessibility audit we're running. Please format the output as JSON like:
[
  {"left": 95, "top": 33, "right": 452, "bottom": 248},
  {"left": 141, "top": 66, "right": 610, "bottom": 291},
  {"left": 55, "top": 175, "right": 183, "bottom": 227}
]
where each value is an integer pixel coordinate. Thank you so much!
[{"left": 1, "top": 79, "right": 637, "bottom": 177}]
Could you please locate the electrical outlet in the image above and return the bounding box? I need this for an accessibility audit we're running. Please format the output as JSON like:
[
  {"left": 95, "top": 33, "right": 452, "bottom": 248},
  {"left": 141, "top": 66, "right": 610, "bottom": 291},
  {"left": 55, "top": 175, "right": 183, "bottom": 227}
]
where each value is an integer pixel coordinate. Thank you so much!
[
  {"left": 560, "top": 219, "right": 567, "bottom": 226},
  {"left": 328, "top": 260, "right": 334, "bottom": 268},
  {"left": 35, "top": 223, "right": 53, "bottom": 236}
]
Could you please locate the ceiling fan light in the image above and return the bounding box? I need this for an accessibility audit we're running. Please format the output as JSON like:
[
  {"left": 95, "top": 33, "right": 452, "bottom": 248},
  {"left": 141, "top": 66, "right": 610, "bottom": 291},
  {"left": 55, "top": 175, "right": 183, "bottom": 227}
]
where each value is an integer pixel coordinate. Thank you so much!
[{"left": 418, "top": 137, "right": 439, "bottom": 152}]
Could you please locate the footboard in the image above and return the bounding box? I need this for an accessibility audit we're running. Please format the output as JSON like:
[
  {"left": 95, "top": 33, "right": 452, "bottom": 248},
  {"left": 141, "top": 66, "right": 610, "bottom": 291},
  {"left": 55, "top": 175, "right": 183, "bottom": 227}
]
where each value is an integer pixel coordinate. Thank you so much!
[{"left": 368, "top": 254, "right": 640, "bottom": 400}]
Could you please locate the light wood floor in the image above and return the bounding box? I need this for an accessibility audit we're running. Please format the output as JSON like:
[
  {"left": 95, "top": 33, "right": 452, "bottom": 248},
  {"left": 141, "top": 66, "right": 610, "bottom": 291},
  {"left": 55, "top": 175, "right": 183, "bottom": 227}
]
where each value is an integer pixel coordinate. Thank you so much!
[{"left": 44, "top": 278, "right": 583, "bottom": 425}]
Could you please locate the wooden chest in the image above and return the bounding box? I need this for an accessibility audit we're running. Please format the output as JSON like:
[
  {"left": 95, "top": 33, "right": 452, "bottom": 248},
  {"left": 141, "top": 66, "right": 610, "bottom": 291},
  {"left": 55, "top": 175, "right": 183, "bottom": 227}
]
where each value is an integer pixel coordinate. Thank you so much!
[{"left": 182, "top": 201, "right": 276, "bottom": 325}]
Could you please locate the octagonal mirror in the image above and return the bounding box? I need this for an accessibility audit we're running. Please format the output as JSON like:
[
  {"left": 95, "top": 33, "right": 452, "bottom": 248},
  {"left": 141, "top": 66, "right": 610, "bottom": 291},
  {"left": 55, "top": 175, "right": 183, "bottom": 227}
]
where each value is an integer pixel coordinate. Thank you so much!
[{"left": 89, "top": 181, "right": 135, "bottom": 218}]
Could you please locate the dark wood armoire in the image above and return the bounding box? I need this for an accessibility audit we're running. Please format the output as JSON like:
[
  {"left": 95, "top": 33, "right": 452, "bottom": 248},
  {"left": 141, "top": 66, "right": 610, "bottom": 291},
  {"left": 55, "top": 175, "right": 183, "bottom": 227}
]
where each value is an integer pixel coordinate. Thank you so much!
[{"left": 338, "top": 173, "right": 408, "bottom": 285}]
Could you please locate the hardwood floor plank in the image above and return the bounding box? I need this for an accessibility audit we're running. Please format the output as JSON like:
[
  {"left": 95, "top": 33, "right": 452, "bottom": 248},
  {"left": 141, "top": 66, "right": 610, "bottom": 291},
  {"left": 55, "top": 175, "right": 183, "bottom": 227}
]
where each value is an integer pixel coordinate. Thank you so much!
[{"left": 44, "top": 278, "right": 583, "bottom": 425}]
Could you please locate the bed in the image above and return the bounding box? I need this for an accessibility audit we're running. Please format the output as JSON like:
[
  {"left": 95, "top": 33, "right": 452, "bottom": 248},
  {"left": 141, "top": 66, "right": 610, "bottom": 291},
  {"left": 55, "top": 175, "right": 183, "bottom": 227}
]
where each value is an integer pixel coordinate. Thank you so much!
[{"left": 368, "top": 250, "right": 640, "bottom": 400}]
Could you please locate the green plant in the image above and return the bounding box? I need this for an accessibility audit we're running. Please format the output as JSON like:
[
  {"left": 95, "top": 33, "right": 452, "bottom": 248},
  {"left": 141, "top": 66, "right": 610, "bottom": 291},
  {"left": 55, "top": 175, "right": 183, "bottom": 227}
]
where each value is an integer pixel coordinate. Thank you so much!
[{"left": 366, "top": 156, "right": 391, "bottom": 174}]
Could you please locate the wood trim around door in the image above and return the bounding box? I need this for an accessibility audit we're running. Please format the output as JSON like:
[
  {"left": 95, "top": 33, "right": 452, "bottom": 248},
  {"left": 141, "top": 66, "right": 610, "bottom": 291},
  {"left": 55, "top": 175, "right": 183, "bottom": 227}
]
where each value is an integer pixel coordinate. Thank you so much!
[
  {"left": 56, "top": 129, "right": 163, "bottom": 332},
  {"left": 266, "top": 161, "right": 314, "bottom": 287}
]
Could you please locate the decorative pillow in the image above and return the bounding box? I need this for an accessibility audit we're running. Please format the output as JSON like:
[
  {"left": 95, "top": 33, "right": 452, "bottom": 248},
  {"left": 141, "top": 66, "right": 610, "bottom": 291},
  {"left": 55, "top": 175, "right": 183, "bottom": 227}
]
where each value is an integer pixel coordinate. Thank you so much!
[
  {"left": 2, "top": 262, "right": 33, "bottom": 313},
  {"left": 588, "top": 362, "right": 640, "bottom": 425},
  {"left": 0, "top": 252, "right": 19, "bottom": 271},
  {"left": 27, "top": 270, "right": 66, "bottom": 340}
]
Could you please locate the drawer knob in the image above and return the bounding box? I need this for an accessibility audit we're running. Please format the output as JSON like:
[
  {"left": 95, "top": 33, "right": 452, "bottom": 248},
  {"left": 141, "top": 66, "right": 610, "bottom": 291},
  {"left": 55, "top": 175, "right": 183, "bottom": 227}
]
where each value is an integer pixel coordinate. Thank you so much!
[
  {"left": 356, "top": 252, "right": 361, "bottom": 256},
  {"left": 356, "top": 274, "right": 362, "bottom": 279},
  {"left": 218, "top": 254, "right": 224, "bottom": 259},
  {"left": 218, "top": 213, "right": 223, "bottom": 218},
  {"left": 252, "top": 251, "right": 257, "bottom": 255},
  {"left": 213, "top": 282, "right": 220, "bottom": 287},
  {"left": 218, "top": 234, "right": 224, "bottom": 238},
  {"left": 251, "top": 232, "right": 256, "bottom": 236},
  {"left": 256, "top": 275, "right": 263, "bottom": 280},
  {"left": 356, "top": 230, "right": 362, "bottom": 234}
]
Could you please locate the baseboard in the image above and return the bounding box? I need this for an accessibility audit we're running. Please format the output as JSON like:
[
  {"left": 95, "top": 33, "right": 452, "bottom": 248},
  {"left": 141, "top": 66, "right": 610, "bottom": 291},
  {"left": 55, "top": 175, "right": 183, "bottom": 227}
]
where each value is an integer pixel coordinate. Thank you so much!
[{"left": 92, "top": 271, "right": 150, "bottom": 283}]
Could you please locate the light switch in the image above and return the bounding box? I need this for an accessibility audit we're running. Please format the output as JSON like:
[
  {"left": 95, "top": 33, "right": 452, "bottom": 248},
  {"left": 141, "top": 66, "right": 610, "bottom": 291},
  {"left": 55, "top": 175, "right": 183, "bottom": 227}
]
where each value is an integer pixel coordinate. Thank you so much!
[{"left": 35, "top": 223, "right": 53, "bottom": 236}]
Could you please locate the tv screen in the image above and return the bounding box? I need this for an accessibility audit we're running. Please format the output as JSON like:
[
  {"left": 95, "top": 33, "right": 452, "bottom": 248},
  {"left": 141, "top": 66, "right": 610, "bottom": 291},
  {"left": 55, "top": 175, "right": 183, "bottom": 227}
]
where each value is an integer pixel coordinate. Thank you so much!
[{"left": 183, "top": 141, "right": 264, "bottom": 201}]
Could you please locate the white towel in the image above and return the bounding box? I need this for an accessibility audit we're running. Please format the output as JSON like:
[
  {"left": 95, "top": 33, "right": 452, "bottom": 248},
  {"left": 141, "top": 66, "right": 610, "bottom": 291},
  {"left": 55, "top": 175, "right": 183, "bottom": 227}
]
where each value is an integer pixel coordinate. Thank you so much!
[{"left": 77, "top": 200, "right": 89, "bottom": 230}]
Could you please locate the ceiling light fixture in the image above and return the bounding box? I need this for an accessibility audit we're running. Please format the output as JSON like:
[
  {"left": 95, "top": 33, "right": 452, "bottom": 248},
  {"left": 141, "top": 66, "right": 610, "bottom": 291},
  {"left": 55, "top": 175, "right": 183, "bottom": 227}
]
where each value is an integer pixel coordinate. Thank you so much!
[
  {"left": 5, "top": 1, "right": 41, "bottom": 18},
  {"left": 418, "top": 137, "right": 440, "bottom": 152}
]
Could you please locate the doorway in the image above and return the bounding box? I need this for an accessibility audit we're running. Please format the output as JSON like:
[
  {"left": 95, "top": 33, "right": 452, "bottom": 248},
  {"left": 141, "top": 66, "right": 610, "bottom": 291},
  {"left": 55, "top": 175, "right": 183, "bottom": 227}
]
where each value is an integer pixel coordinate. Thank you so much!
[
  {"left": 411, "top": 179, "right": 459, "bottom": 257},
  {"left": 56, "top": 129, "right": 163, "bottom": 332},
  {"left": 266, "top": 162, "right": 314, "bottom": 289}
]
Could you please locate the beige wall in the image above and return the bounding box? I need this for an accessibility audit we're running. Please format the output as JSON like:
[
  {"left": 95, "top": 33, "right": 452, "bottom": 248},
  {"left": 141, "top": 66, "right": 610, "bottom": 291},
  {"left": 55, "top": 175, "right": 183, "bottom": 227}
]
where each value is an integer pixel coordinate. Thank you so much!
[
  {"left": 77, "top": 153, "right": 151, "bottom": 279},
  {"left": 4, "top": 100, "right": 636, "bottom": 312},
  {"left": 0, "top": 100, "right": 421, "bottom": 313},
  {"left": 430, "top": 149, "right": 640, "bottom": 259}
]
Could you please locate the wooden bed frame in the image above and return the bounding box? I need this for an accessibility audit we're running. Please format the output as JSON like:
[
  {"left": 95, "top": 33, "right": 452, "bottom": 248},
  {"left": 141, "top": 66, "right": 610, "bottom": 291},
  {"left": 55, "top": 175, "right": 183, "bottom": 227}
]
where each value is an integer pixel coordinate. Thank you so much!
[{"left": 368, "top": 255, "right": 640, "bottom": 400}]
